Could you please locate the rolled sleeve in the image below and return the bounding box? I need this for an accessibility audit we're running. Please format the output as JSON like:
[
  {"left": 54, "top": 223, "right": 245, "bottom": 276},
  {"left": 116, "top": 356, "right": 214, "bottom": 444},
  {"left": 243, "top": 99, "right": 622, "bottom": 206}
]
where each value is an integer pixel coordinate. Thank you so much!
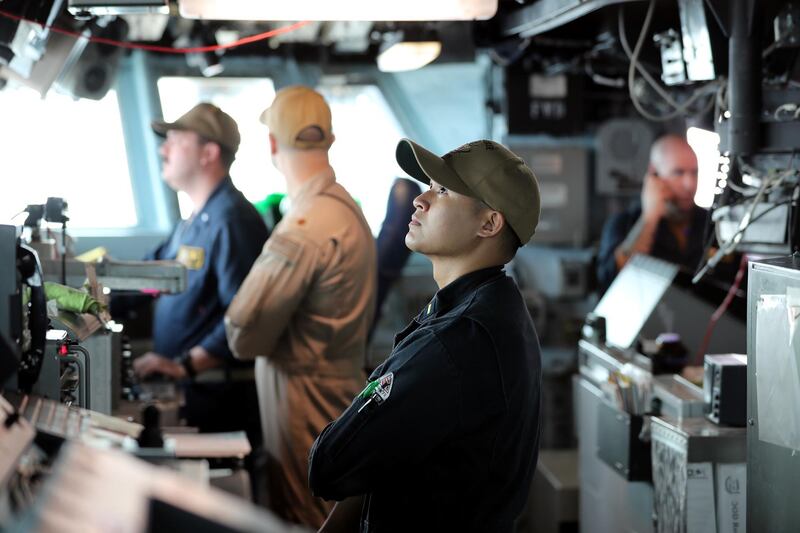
[{"left": 225, "top": 231, "right": 317, "bottom": 360}]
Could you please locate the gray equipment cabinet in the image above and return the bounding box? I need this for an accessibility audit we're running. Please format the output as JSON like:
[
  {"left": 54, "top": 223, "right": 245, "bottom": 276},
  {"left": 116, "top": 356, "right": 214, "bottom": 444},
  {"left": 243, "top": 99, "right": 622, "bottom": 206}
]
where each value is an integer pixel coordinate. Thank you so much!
[
  {"left": 576, "top": 340, "right": 654, "bottom": 533},
  {"left": 747, "top": 256, "right": 800, "bottom": 532},
  {"left": 651, "top": 416, "right": 746, "bottom": 533}
]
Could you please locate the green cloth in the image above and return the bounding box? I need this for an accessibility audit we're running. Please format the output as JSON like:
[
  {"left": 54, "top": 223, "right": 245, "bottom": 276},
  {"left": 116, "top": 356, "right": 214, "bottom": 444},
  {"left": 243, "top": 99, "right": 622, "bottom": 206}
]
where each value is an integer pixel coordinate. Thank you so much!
[
  {"left": 253, "top": 192, "right": 286, "bottom": 216},
  {"left": 27, "top": 282, "right": 104, "bottom": 315},
  {"left": 253, "top": 192, "right": 362, "bottom": 215}
]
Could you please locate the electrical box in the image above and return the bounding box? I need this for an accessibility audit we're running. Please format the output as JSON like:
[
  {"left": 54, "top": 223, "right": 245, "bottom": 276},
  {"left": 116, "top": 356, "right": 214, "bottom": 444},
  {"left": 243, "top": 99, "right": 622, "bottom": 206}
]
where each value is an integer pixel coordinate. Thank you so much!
[
  {"left": 505, "top": 68, "right": 584, "bottom": 135},
  {"left": 595, "top": 118, "right": 655, "bottom": 195},
  {"left": 747, "top": 256, "right": 800, "bottom": 532},
  {"left": 505, "top": 142, "right": 590, "bottom": 246},
  {"left": 703, "top": 354, "right": 747, "bottom": 426}
]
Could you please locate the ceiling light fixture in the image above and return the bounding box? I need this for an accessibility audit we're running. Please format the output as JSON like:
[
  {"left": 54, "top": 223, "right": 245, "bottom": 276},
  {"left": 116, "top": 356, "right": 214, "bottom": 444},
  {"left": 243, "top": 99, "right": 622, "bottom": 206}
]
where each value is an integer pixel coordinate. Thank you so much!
[
  {"left": 377, "top": 41, "right": 442, "bottom": 72},
  {"left": 178, "top": 0, "right": 497, "bottom": 22},
  {"left": 177, "top": 26, "right": 225, "bottom": 77},
  {"left": 188, "top": 49, "right": 224, "bottom": 77}
]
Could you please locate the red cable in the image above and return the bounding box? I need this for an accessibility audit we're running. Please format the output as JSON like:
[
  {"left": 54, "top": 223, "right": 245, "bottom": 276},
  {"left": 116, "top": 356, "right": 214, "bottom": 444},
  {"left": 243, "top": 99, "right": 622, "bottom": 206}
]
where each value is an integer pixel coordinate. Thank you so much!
[
  {"left": 694, "top": 253, "right": 749, "bottom": 365},
  {"left": 0, "top": 8, "right": 310, "bottom": 54}
]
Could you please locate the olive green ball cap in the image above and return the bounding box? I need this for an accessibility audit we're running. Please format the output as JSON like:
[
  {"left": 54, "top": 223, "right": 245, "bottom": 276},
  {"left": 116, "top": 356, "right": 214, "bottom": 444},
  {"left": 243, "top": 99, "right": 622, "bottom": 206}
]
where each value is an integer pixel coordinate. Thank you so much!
[
  {"left": 396, "top": 138, "right": 541, "bottom": 244},
  {"left": 152, "top": 102, "right": 240, "bottom": 154}
]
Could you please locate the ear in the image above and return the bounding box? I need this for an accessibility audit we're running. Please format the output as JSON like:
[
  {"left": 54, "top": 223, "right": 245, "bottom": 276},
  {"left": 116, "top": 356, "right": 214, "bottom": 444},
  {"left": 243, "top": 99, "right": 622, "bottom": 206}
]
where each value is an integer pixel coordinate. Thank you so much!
[
  {"left": 201, "top": 142, "right": 221, "bottom": 167},
  {"left": 476, "top": 210, "right": 505, "bottom": 239},
  {"left": 269, "top": 133, "right": 278, "bottom": 156}
]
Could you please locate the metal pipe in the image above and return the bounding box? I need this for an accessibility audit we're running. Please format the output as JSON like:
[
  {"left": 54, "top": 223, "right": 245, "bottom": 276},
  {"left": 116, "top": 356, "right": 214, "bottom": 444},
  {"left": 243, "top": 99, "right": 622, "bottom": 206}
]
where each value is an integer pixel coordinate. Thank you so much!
[
  {"left": 728, "top": 0, "right": 760, "bottom": 155},
  {"left": 66, "top": 345, "right": 91, "bottom": 409}
]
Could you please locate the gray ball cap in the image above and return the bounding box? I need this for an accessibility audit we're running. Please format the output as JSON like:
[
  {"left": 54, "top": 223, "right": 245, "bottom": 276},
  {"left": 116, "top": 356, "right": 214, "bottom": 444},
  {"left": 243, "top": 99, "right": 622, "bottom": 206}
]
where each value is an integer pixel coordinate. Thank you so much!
[{"left": 396, "top": 138, "right": 541, "bottom": 244}]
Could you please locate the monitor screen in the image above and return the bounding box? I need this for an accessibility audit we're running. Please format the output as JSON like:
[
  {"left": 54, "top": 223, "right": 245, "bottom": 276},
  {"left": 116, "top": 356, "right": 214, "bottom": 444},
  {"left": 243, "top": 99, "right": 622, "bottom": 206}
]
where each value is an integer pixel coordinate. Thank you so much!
[{"left": 593, "top": 254, "right": 679, "bottom": 349}]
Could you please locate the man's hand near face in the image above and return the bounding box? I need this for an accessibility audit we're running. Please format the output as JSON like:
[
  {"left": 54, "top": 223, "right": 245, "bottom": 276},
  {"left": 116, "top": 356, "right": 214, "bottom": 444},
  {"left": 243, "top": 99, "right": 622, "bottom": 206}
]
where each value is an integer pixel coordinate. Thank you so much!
[
  {"left": 598, "top": 134, "right": 701, "bottom": 289},
  {"left": 613, "top": 167, "right": 671, "bottom": 270},
  {"left": 641, "top": 170, "right": 671, "bottom": 223}
]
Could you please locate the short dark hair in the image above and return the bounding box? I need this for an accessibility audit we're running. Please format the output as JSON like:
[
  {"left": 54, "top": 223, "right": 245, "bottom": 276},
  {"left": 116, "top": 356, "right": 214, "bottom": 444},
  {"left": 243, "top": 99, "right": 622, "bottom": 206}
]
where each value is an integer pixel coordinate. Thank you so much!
[
  {"left": 218, "top": 145, "right": 236, "bottom": 171},
  {"left": 198, "top": 135, "right": 236, "bottom": 171},
  {"left": 471, "top": 197, "right": 522, "bottom": 262},
  {"left": 498, "top": 224, "right": 522, "bottom": 262}
]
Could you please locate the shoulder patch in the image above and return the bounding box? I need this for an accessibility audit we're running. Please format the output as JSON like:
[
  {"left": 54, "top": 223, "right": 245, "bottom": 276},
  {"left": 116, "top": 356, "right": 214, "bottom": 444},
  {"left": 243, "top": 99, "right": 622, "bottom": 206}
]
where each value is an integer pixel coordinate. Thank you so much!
[
  {"left": 357, "top": 372, "right": 394, "bottom": 412},
  {"left": 374, "top": 372, "right": 394, "bottom": 402}
]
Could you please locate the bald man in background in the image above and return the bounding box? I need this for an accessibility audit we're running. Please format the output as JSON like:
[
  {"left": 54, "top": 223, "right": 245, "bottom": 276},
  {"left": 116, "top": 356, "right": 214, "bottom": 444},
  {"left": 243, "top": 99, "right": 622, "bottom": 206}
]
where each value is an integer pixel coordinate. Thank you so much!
[{"left": 597, "top": 134, "right": 706, "bottom": 291}]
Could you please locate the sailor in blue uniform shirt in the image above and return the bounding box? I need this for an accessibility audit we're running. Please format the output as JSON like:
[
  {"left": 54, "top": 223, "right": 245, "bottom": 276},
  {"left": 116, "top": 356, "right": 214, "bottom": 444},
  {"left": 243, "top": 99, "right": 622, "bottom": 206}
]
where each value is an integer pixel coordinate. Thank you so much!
[
  {"left": 309, "top": 139, "right": 543, "bottom": 533},
  {"left": 133, "top": 103, "right": 268, "bottom": 447}
]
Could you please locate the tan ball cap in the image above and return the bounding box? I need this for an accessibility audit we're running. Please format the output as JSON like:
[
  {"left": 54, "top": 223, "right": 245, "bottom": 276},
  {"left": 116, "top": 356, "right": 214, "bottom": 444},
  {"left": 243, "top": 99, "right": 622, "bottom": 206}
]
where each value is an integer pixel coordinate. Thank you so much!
[
  {"left": 260, "top": 85, "right": 334, "bottom": 150},
  {"left": 152, "top": 103, "right": 240, "bottom": 154},
  {"left": 396, "top": 138, "right": 541, "bottom": 244}
]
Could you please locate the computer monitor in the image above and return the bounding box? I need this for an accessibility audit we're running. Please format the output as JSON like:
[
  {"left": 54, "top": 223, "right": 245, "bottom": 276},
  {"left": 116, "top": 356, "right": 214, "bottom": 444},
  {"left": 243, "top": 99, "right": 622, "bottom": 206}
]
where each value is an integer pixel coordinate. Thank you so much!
[
  {"left": 593, "top": 254, "right": 746, "bottom": 356},
  {"left": 594, "top": 254, "right": 678, "bottom": 349}
]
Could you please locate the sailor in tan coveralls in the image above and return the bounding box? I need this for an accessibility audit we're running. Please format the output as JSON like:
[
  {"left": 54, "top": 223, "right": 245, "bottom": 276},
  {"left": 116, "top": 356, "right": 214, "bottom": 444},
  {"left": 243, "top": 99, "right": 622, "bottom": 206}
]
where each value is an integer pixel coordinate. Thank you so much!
[{"left": 224, "top": 86, "right": 377, "bottom": 528}]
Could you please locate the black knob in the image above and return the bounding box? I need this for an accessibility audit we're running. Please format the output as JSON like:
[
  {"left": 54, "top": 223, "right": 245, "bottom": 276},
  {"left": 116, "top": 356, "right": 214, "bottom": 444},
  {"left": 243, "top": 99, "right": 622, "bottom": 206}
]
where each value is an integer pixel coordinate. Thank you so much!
[{"left": 137, "top": 404, "right": 164, "bottom": 448}]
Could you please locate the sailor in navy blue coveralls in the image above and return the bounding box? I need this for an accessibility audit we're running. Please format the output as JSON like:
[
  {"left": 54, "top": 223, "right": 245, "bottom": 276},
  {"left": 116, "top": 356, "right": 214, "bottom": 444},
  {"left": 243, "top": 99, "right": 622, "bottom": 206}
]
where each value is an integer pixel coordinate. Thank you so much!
[
  {"left": 132, "top": 103, "right": 268, "bottom": 452},
  {"left": 309, "top": 266, "right": 541, "bottom": 532},
  {"left": 309, "top": 138, "right": 543, "bottom": 532},
  {"left": 147, "top": 176, "right": 268, "bottom": 445}
]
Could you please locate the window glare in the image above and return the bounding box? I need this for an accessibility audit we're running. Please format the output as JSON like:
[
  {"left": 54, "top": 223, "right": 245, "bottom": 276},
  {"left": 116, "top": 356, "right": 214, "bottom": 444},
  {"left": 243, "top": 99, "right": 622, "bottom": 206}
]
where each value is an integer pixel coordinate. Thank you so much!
[
  {"left": 0, "top": 85, "right": 136, "bottom": 228},
  {"left": 157, "top": 77, "right": 278, "bottom": 219},
  {"left": 158, "top": 78, "right": 406, "bottom": 233},
  {"left": 319, "top": 84, "right": 406, "bottom": 234}
]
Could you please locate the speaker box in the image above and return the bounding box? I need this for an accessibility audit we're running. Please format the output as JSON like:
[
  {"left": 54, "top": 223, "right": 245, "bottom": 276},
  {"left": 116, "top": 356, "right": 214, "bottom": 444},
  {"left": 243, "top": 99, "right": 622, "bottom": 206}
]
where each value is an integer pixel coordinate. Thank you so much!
[
  {"left": 56, "top": 17, "right": 128, "bottom": 100},
  {"left": 595, "top": 118, "right": 656, "bottom": 195}
]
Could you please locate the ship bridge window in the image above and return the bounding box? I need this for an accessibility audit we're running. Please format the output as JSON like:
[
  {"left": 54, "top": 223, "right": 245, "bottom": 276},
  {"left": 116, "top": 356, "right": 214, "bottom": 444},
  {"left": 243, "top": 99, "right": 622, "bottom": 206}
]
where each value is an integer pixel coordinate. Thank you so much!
[
  {"left": 0, "top": 86, "right": 136, "bottom": 228},
  {"left": 157, "top": 76, "right": 406, "bottom": 234},
  {"left": 157, "top": 76, "right": 279, "bottom": 220},
  {"left": 318, "top": 83, "right": 406, "bottom": 234}
]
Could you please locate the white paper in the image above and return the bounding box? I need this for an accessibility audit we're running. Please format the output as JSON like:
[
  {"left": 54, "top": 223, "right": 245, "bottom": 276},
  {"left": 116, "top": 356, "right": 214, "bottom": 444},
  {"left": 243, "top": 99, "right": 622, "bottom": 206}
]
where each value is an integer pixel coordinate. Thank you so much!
[
  {"left": 165, "top": 430, "right": 251, "bottom": 458},
  {"left": 686, "top": 462, "right": 716, "bottom": 533},
  {"left": 755, "top": 294, "right": 800, "bottom": 450},
  {"left": 716, "top": 463, "right": 746, "bottom": 533},
  {"left": 787, "top": 287, "right": 800, "bottom": 388},
  {"left": 786, "top": 287, "right": 800, "bottom": 338}
]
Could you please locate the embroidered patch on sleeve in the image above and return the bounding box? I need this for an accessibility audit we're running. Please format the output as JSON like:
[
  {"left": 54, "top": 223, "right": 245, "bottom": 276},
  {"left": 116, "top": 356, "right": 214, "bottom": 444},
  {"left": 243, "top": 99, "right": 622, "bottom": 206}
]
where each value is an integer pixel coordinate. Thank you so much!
[{"left": 357, "top": 372, "right": 394, "bottom": 412}]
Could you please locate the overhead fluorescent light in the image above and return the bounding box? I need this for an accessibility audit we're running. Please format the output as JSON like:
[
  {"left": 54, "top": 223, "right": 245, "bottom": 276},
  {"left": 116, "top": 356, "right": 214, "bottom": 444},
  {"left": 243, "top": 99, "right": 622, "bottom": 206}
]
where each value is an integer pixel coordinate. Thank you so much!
[
  {"left": 377, "top": 41, "right": 442, "bottom": 72},
  {"left": 686, "top": 126, "right": 720, "bottom": 209},
  {"left": 68, "top": 0, "right": 170, "bottom": 16},
  {"left": 178, "top": 0, "right": 498, "bottom": 21}
]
